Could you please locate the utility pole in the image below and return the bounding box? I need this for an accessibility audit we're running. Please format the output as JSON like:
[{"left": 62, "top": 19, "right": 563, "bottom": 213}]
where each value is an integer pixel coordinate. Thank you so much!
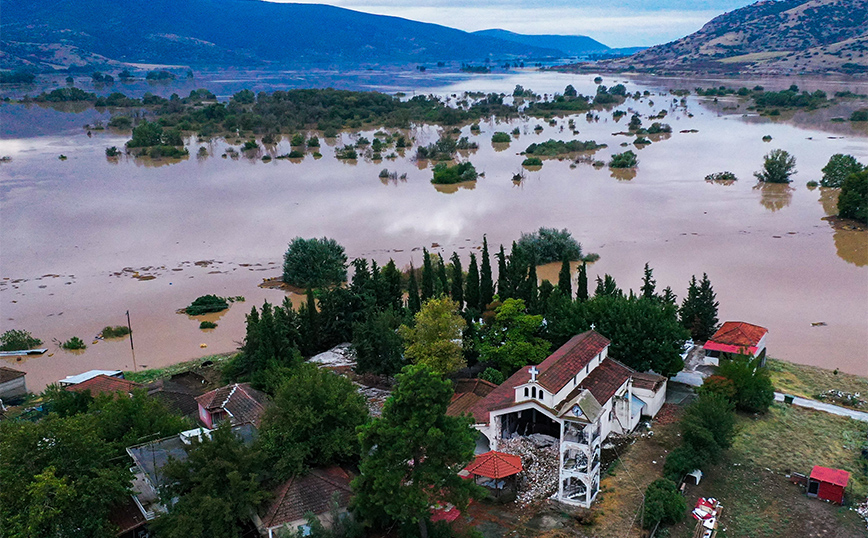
[{"left": 126, "top": 310, "right": 137, "bottom": 372}]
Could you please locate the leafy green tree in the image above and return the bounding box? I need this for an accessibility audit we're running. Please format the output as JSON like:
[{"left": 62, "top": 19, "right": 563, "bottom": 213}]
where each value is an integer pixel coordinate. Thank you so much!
[
  {"left": 282, "top": 237, "right": 348, "bottom": 289},
  {"left": 479, "top": 237, "right": 494, "bottom": 309},
  {"left": 450, "top": 253, "right": 464, "bottom": 310},
  {"left": 226, "top": 299, "right": 301, "bottom": 383},
  {"left": 0, "top": 329, "right": 42, "bottom": 351},
  {"left": 127, "top": 119, "right": 163, "bottom": 147},
  {"left": 479, "top": 367, "right": 505, "bottom": 385},
  {"left": 821, "top": 154, "right": 864, "bottom": 188},
  {"left": 838, "top": 169, "right": 868, "bottom": 223},
  {"left": 259, "top": 363, "right": 368, "bottom": 479},
  {"left": 151, "top": 424, "right": 268, "bottom": 538},
  {"left": 679, "top": 273, "right": 719, "bottom": 342},
  {"left": 407, "top": 264, "right": 421, "bottom": 314},
  {"left": 716, "top": 354, "right": 775, "bottom": 413},
  {"left": 352, "top": 365, "right": 480, "bottom": 538},
  {"left": 399, "top": 297, "right": 467, "bottom": 375},
  {"left": 640, "top": 262, "right": 656, "bottom": 299},
  {"left": 642, "top": 478, "right": 687, "bottom": 529},
  {"left": 89, "top": 389, "right": 188, "bottom": 450},
  {"left": 479, "top": 299, "right": 549, "bottom": 375},
  {"left": 515, "top": 227, "right": 583, "bottom": 264},
  {"left": 421, "top": 248, "right": 435, "bottom": 301},
  {"left": 754, "top": 149, "right": 796, "bottom": 183},
  {"left": 465, "top": 253, "right": 480, "bottom": 316},
  {"left": 576, "top": 262, "right": 589, "bottom": 302},
  {"left": 682, "top": 392, "right": 735, "bottom": 459},
  {"left": 558, "top": 256, "right": 572, "bottom": 299},
  {"left": 354, "top": 310, "right": 405, "bottom": 376}
]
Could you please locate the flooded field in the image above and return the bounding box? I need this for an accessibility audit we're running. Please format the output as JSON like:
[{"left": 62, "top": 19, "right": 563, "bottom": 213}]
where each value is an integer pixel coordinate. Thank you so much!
[{"left": 1, "top": 71, "right": 867, "bottom": 390}]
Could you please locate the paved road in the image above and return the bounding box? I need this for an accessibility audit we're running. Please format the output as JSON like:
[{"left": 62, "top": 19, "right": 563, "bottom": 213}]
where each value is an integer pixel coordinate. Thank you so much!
[{"left": 774, "top": 392, "right": 868, "bottom": 422}]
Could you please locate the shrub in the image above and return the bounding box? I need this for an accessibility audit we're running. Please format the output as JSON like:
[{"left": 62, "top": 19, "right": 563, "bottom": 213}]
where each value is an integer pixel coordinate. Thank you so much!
[
  {"left": 105, "top": 146, "right": 121, "bottom": 157},
  {"left": 515, "top": 227, "right": 583, "bottom": 263},
  {"left": 524, "top": 139, "right": 603, "bottom": 156},
  {"left": 821, "top": 154, "right": 864, "bottom": 188},
  {"left": 290, "top": 133, "right": 305, "bottom": 146},
  {"left": 807, "top": 180, "right": 818, "bottom": 188},
  {"left": 379, "top": 168, "right": 391, "bottom": 178},
  {"left": 288, "top": 150, "right": 304, "bottom": 158},
  {"left": 241, "top": 140, "right": 259, "bottom": 152},
  {"left": 850, "top": 109, "right": 868, "bottom": 122},
  {"left": 522, "top": 157, "right": 543, "bottom": 167},
  {"left": 491, "top": 132, "right": 511, "bottom": 143},
  {"left": 755, "top": 149, "right": 796, "bottom": 183},
  {"left": 335, "top": 146, "right": 358, "bottom": 160},
  {"left": 0, "top": 329, "right": 42, "bottom": 351},
  {"left": 634, "top": 137, "right": 651, "bottom": 145},
  {"left": 642, "top": 479, "right": 687, "bottom": 529},
  {"left": 717, "top": 355, "right": 775, "bottom": 413},
  {"left": 511, "top": 127, "right": 520, "bottom": 135},
  {"left": 199, "top": 321, "right": 217, "bottom": 329},
  {"left": 609, "top": 150, "right": 637, "bottom": 168},
  {"left": 704, "top": 171, "right": 737, "bottom": 182},
  {"left": 61, "top": 336, "right": 87, "bottom": 350},
  {"left": 838, "top": 169, "right": 868, "bottom": 223},
  {"left": 431, "top": 162, "right": 478, "bottom": 184},
  {"left": 101, "top": 326, "right": 131, "bottom": 338},
  {"left": 108, "top": 116, "right": 132, "bottom": 129},
  {"left": 307, "top": 136, "right": 320, "bottom": 147},
  {"left": 479, "top": 367, "right": 505, "bottom": 385},
  {"left": 647, "top": 122, "right": 672, "bottom": 134},
  {"left": 283, "top": 237, "right": 348, "bottom": 289},
  {"left": 185, "top": 295, "right": 229, "bottom": 316}
]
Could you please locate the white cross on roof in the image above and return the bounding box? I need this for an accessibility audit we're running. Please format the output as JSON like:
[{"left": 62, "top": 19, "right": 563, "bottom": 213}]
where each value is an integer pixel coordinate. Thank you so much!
[{"left": 529, "top": 365, "right": 539, "bottom": 382}]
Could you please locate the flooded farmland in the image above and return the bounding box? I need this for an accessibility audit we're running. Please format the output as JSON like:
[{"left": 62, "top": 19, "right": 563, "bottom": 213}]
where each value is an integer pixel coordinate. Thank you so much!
[{"left": 1, "top": 70, "right": 867, "bottom": 390}]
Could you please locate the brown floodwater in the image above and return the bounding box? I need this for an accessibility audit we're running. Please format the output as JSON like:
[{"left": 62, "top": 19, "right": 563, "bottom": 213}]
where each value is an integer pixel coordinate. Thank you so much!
[{"left": 1, "top": 72, "right": 867, "bottom": 390}]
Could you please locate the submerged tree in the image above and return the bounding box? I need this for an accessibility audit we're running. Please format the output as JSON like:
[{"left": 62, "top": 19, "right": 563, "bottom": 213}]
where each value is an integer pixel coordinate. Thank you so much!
[{"left": 754, "top": 149, "right": 796, "bottom": 183}]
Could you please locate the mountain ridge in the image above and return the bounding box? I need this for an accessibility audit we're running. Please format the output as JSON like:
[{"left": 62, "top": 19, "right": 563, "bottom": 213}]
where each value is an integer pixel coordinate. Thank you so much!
[{"left": 471, "top": 29, "right": 610, "bottom": 57}]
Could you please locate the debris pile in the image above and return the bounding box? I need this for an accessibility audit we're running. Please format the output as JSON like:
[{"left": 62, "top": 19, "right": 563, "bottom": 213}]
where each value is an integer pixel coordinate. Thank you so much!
[
  {"left": 356, "top": 384, "right": 390, "bottom": 417},
  {"left": 855, "top": 497, "right": 868, "bottom": 530},
  {"left": 815, "top": 389, "right": 865, "bottom": 409},
  {"left": 499, "top": 435, "right": 560, "bottom": 507},
  {"left": 310, "top": 343, "right": 356, "bottom": 368}
]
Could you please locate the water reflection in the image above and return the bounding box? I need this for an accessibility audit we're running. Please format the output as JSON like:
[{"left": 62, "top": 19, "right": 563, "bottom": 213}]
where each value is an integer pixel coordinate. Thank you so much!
[
  {"left": 433, "top": 181, "right": 476, "bottom": 194},
  {"left": 833, "top": 228, "right": 868, "bottom": 267},
  {"left": 610, "top": 168, "right": 636, "bottom": 181},
  {"left": 818, "top": 187, "right": 839, "bottom": 216},
  {"left": 754, "top": 182, "right": 794, "bottom": 212}
]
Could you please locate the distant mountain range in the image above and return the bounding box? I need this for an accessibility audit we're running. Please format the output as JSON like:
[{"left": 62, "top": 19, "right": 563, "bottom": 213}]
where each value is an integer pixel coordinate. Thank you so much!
[
  {"left": 0, "top": 0, "right": 605, "bottom": 71},
  {"left": 601, "top": 0, "right": 868, "bottom": 75},
  {"left": 473, "top": 30, "right": 643, "bottom": 59}
]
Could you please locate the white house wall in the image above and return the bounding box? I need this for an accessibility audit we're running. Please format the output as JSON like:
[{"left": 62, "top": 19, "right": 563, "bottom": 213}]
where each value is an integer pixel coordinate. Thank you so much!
[{"left": 632, "top": 380, "right": 667, "bottom": 418}]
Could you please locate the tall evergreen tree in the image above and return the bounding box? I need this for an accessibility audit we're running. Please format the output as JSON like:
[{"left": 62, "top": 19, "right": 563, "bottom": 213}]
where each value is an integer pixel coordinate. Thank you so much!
[
  {"left": 382, "top": 259, "right": 404, "bottom": 312},
  {"left": 496, "top": 245, "right": 510, "bottom": 299},
  {"left": 594, "top": 274, "right": 622, "bottom": 298},
  {"left": 680, "top": 275, "right": 719, "bottom": 342},
  {"left": 465, "top": 253, "right": 480, "bottom": 315},
  {"left": 450, "top": 252, "right": 464, "bottom": 310},
  {"left": 558, "top": 255, "right": 572, "bottom": 299},
  {"left": 576, "top": 262, "right": 589, "bottom": 302},
  {"left": 480, "top": 236, "right": 494, "bottom": 309},
  {"left": 299, "top": 288, "right": 320, "bottom": 356},
  {"left": 407, "top": 264, "right": 421, "bottom": 314},
  {"left": 421, "top": 249, "right": 434, "bottom": 301},
  {"left": 661, "top": 286, "right": 677, "bottom": 306},
  {"left": 436, "top": 254, "right": 448, "bottom": 297},
  {"left": 641, "top": 262, "right": 656, "bottom": 300},
  {"left": 525, "top": 256, "right": 539, "bottom": 313}
]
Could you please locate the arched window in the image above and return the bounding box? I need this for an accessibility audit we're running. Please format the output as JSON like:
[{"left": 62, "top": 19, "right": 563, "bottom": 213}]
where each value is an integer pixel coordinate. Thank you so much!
[
  {"left": 539, "top": 390, "right": 545, "bottom": 400},
  {"left": 532, "top": 386, "right": 537, "bottom": 399},
  {"left": 524, "top": 387, "right": 529, "bottom": 398}
]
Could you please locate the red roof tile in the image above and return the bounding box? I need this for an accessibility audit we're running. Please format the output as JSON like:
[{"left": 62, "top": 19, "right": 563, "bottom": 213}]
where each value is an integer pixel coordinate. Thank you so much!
[
  {"left": 65, "top": 374, "right": 140, "bottom": 396},
  {"left": 465, "top": 451, "right": 522, "bottom": 479},
  {"left": 708, "top": 322, "right": 767, "bottom": 348},
  {"left": 579, "top": 358, "right": 632, "bottom": 404},
  {"left": 261, "top": 467, "right": 353, "bottom": 528},
  {"left": 0, "top": 367, "right": 25, "bottom": 384},
  {"left": 447, "top": 379, "right": 498, "bottom": 417},
  {"left": 810, "top": 465, "right": 850, "bottom": 487},
  {"left": 195, "top": 383, "right": 268, "bottom": 426},
  {"left": 535, "top": 331, "right": 610, "bottom": 393}
]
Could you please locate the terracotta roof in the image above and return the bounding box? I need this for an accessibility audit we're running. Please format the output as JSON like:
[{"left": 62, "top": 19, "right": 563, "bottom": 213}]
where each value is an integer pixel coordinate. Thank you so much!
[
  {"left": 708, "top": 322, "right": 767, "bottom": 348},
  {"left": 447, "top": 379, "right": 498, "bottom": 417},
  {"left": 535, "top": 331, "right": 610, "bottom": 393},
  {"left": 465, "top": 451, "right": 523, "bottom": 479},
  {"left": 631, "top": 371, "right": 667, "bottom": 391},
  {"left": 578, "top": 358, "right": 632, "bottom": 404},
  {"left": 195, "top": 383, "right": 268, "bottom": 426},
  {"left": 261, "top": 467, "right": 353, "bottom": 529},
  {"left": 810, "top": 465, "right": 850, "bottom": 487},
  {"left": 466, "top": 367, "right": 530, "bottom": 424},
  {"left": 65, "top": 374, "right": 141, "bottom": 396},
  {"left": 0, "top": 367, "right": 25, "bottom": 384}
]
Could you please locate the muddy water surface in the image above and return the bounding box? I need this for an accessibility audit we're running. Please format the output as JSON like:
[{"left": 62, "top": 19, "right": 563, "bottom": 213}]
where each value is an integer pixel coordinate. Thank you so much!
[{"left": 2, "top": 72, "right": 867, "bottom": 390}]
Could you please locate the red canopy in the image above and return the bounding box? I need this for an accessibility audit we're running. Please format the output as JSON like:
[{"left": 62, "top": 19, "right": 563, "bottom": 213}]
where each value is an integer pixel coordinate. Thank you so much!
[
  {"left": 464, "top": 451, "right": 522, "bottom": 479},
  {"left": 810, "top": 465, "right": 850, "bottom": 487}
]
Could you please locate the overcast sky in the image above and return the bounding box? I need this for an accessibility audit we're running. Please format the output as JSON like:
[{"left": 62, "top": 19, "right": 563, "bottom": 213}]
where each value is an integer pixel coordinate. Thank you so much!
[{"left": 266, "top": 0, "right": 756, "bottom": 48}]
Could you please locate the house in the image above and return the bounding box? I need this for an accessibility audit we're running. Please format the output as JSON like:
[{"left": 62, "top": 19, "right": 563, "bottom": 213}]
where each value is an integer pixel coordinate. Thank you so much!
[
  {"left": 457, "top": 330, "right": 667, "bottom": 508},
  {"left": 195, "top": 382, "right": 269, "bottom": 428},
  {"left": 65, "top": 374, "right": 141, "bottom": 397},
  {"left": 146, "top": 378, "right": 204, "bottom": 419},
  {"left": 808, "top": 465, "right": 850, "bottom": 504},
  {"left": 58, "top": 369, "right": 124, "bottom": 387},
  {"left": 0, "top": 366, "right": 27, "bottom": 400},
  {"left": 703, "top": 321, "right": 768, "bottom": 366},
  {"left": 254, "top": 467, "right": 354, "bottom": 538}
]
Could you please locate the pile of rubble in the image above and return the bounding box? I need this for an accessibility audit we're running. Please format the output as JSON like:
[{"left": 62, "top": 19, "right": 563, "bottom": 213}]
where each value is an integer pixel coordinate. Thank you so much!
[
  {"left": 499, "top": 434, "right": 560, "bottom": 507},
  {"left": 356, "top": 384, "right": 390, "bottom": 417},
  {"left": 815, "top": 389, "right": 866, "bottom": 409},
  {"left": 855, "top": 497, "right": 868, "bottom": 530},
  {"left": 309, "top": 343, "right": 357, "bottom": 369}
]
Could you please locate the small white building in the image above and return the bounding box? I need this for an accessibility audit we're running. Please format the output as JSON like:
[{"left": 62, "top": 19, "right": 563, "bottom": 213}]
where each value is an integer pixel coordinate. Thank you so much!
[
  {"left": 703, "top": 321, "right": 768, "bottom": 366},
  {"left": 459, "top": 330, "right": 667, "bottom": 508}
]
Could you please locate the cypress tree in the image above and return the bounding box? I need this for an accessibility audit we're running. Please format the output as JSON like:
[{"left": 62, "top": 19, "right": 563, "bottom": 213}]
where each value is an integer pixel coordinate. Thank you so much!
[
  {"left": 526, "top": 255, "right": 539, "bottom": 313},
  {"left": 558, "top": 255, "right": 572, "bottom": 299},
  {"left": 696, "top": 273, "right": 720, "bottom": 342},
  {"left": 407, "top": 264, "right": 421, "bottom": 314},
  {"left": 382, "top": 259, "right": 403, "bottom": 312},
  {"left": 465, "top": 253, "right": 480, "bottom": 315},
  {"left": 679, "top": 275, "right": 699, "bottom": 338},
  {"left": 661, "top": 286, "right": 677, "bottom": 306},
  {"left": 641, "top": 262, "right": 656, "bottom": 300},
  {"left": 299, "top": 288, "right": 320, "bottom": 356},
  {"left": 450, "top": 252, "right": 464, "bottom": 310},
  {"left": 496, "top": 245, "right": 510, "bottom": 299},
  {"left": 480, "top": 236, "right": 494, "bottom": 309},
  {"left": 436, "top": 254, "right": 449, "bottom": 297},
  {"left": 421, "top": 248, "right": 434, "bottom": 301},
  {"left": 576, "top": 262, "right": 589, "bottom": 302}
]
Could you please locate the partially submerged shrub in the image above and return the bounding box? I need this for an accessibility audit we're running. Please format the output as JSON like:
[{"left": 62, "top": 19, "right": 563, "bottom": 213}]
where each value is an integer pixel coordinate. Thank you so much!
[
  {"left": 185, "top": 295, "right": 229, "bottom": 315},
  {"left": 609, "top": 150, "right": 638, "bottom": 168},
  {"left": 491, "top": 132, "right": 511, "bottom": 143},
  {"left": 0, "top": 329, "right": 42, "bottom": 351},
  {"left": 522, "top": 157, "right": 543, "bottom": 167},
  {"left": 199, "top": 321, "right": 217, "bottom": 329},
  {"left": 101, "top": 326, "right": 131, "bottom": 338},
  {"left": 61, "top": 336, "right": 87, "bottom": 350},
  {"left": 705, "top": 171, "right": 737, "bottom": 182},
  {"left": 431, "top": 162, "right": 478, "bottom": 184}
]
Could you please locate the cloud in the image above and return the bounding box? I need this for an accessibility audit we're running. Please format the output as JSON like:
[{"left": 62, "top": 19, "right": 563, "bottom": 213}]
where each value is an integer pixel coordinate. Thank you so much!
[{"left": 265, "top": 0, "right": 753, "bottom": 47}]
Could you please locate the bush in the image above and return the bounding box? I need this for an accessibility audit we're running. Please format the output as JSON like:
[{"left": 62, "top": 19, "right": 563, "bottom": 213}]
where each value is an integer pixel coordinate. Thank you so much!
[
  {"left": 101, "top": 326, "right": 131, "bottom": 338},
  {"left": 0, "top": 329, "right": 42, "bottom": 351},
  {"left": 515, "top": 227, "right": 583, "bottom": 263},
  {"left": 634, "top": 137, "right": 651, "bottom": 145},
  {"left": 704, "top": 171, "right": 737, "bottom": 182},
  {"left": 335, "top": 146, "right": 358, "bottom": 160},
  {"left": 838, "top": 169, "right": 868, "bottom": 224},
  {"left": 283, "top": 237, "right": 348, "bottom": 289},
  {"left": 108, "top": 116, "right": 132, "bottom": 129},
  {"left": 61, "top": 336, "right": 87, "bottom": 350},
  {"left": 431, "top": 162, "right": 478, "bottom": 184},
  {"left": 491, "top": 132, "right": 511, "bottom": 143},
  {"left": 755, "top": 149, "right": 796, "bottom": 183},
  {"left": 521, "top": 157, "right": 543, "bottom": 167},
  {"left": 851, "top": 109, "right": 868, "bottom": 122},
  {"left": 105, "top": 146, "right": 121, "bottom": 157},
  {"left": 290, "top": 133, "right": 305, "bottom": 146},
  {"left": 479, "top": 367, "right": 505, "bottom": 385},
  {"left": 185, "top": 295, "right": 229, "bottom": 315},
  {"left": 717, "top": 355, "right": 775, "bottom": 413},
  {"left": 821, "top": 154, "right": 864, "bottom": 188},
  {"left": 643, "top": 478, "right": 687, "bottom": 529},
  {"left": 199, "top": 321, "right": 217, "bottom": 329},
  {"left": 524, "top": 139, "right": 603, "bottom": 156},
  {"left": 307, "top": 136, "right": 320, "bottom": 147},
  {"left": 647, "top": 122, "right": 672, "bottom": 134},
  {"left": 609, "top": 150, "right": 637, "bottom": 168},
  {"left": 242, "top": 140, "right": 259, "bottom": 152}
]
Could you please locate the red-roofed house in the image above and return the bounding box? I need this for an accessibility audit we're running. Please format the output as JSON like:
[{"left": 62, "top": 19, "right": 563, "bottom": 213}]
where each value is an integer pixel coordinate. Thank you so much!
[
  {"left": 195, "top": 383, "right": 268, "bottom": 428},
  {"left": 460, "top": 330, "right": 667, "bottom": 508},
  {"left": 808, "top": 465, "right": 850, "bottom": 504},
  {"left": 64, "top": 374, "right": 141, "bottom": 397},
  {"left": 253, "top": 467, "right": 353, "bottom": 538},
  {"left": 704, "top": 321, "right": 768, "bottom": 366}
]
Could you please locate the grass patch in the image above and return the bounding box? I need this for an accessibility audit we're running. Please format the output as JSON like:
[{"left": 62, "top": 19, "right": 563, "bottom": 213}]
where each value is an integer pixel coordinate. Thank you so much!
[
  {"left": 124, "top": 353, "right": 236, "bottom": 384},
  {"left": 766, "top": 358, "right": 868, "bottom": 408}
]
